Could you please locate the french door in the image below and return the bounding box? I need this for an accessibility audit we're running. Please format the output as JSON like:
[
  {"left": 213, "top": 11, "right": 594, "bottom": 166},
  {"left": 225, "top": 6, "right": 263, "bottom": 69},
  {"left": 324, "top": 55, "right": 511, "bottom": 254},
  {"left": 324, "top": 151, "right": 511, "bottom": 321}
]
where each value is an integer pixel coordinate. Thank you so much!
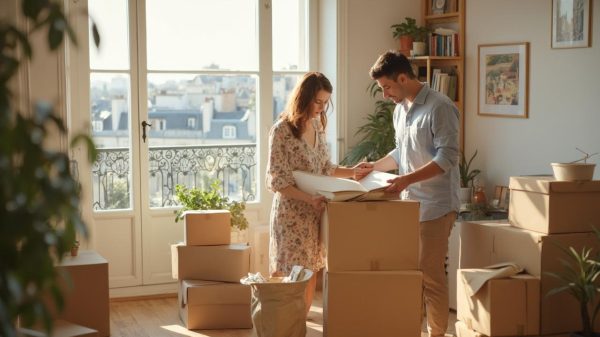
[{"left": 68, "top": 0, "right": 317, "bottom": 290}]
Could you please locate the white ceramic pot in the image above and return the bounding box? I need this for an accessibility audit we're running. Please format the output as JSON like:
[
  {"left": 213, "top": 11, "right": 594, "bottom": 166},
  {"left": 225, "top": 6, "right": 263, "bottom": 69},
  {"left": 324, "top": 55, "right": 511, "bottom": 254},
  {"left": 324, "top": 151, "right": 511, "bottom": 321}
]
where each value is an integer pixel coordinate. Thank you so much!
[
  {"left": 551, "top": 163, "right": 596, "bottom": 181},
  {"left": 459, "top": 187, "right": 472, "bottom": 204},
  {"left": 412, "top": 41, "right": 426, "bottom": 56}
]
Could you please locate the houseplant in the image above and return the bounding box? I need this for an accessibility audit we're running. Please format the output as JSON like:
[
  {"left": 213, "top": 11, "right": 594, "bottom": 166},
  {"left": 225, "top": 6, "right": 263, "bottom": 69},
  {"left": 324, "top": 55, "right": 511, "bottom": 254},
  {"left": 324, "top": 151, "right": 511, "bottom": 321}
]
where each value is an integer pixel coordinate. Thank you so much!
[
  {"left": 0, "top": 1, "right": 99, "bottom": 336},
  {"left": 459, "top": 150, "right": 481, "bottom": 204},
  {"left": 551, "top": 148, "right": 597, "bottom": 182},
  {"left": 391, "top": 17, "right": 430, "bottom": 55},
  {"left": 174, "top": 180, "right": 249, "bottom": 232},
  {"left": 340, "top": 82, "right": 395, "bottom": 166},
  {"left": 546, "top": 230, "right": 600, "bottom": 337}
]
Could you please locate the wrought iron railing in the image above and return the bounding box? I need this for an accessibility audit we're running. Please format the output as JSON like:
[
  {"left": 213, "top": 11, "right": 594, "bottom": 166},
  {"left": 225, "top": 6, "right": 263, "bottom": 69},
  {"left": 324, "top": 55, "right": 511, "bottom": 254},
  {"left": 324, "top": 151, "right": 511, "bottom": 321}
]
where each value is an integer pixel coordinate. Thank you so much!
[{"left": 92, "top": 144, "right": 257, "bottom": 210}]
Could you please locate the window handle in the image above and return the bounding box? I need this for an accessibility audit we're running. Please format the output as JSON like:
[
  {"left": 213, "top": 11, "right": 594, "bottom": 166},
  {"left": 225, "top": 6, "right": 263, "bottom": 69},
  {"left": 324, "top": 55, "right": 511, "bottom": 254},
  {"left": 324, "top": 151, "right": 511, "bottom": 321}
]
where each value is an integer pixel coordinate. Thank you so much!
[{"left": 141, "top": 120, "right": 152, "bottom": 143}]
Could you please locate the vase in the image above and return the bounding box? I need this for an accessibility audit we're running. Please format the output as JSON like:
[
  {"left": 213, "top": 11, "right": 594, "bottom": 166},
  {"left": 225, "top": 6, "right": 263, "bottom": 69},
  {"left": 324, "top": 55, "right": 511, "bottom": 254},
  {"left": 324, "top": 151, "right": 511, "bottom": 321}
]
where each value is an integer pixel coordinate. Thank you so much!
[{"left": 459, "top": 187, "right": 472, "bottom": 204}]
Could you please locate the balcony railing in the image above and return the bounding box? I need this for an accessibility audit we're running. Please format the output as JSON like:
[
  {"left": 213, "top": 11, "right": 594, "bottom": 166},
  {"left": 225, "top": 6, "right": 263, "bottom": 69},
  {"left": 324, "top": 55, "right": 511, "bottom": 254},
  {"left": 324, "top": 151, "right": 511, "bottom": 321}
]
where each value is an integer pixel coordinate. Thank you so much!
[{"left": 92, "top": 144, "right": 257, "bottom": 210}]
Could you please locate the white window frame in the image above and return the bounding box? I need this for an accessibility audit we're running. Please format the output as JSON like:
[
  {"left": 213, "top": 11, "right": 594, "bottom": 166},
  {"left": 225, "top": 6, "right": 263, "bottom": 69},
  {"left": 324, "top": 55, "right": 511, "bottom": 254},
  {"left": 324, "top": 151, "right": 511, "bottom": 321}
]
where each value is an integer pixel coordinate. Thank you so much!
[
  {"left": 66, "top": 0, "right": 320, "bottom": 220},
  {"left": 222, "top": 125, "right": 237, "bottom": 139}
]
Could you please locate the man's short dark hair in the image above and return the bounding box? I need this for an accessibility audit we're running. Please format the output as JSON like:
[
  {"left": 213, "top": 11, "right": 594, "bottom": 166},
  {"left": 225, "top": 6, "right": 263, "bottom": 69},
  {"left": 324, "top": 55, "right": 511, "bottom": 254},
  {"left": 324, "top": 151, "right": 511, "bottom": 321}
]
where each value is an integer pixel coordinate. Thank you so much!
[{"left": 369, "top": 50, "right": 416, "bottom": 80}]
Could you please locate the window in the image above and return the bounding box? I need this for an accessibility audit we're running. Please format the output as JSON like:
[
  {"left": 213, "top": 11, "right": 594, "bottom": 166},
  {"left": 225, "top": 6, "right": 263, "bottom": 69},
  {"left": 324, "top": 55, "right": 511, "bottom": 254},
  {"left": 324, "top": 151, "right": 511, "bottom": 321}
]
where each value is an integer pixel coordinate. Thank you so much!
[
  {"left": 222, "top": 125, "right": 237, "bottom": 139},
  {"left": 187, "top": 118, "right": 195, "bottom": 129},
  {"left": 81, "top": 0, "right": 316, "bottom": 209}
]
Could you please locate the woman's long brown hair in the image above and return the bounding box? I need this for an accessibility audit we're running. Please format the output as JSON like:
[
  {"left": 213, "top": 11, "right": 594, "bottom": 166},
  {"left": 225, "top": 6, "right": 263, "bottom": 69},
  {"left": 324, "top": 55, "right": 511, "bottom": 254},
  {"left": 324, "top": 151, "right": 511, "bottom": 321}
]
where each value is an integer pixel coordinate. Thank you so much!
[{"left": 280, "top": 72, "right": 332, "bottom": 139}]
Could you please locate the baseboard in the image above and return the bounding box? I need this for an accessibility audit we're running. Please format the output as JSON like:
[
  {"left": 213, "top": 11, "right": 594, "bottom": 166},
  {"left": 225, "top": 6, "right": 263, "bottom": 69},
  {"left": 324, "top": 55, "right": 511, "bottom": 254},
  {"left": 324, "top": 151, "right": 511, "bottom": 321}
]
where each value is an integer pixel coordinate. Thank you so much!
[{"left": 109, "top": 282, "right": 178, "bottom": 299}]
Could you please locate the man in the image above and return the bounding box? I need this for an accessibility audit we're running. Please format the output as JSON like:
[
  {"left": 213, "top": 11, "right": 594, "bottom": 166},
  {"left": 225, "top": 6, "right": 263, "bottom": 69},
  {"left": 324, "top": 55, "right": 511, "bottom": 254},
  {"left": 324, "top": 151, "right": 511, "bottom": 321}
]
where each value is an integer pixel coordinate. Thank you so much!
[{"left": 367, "top": 50, "right": 460, "bottom": 337}]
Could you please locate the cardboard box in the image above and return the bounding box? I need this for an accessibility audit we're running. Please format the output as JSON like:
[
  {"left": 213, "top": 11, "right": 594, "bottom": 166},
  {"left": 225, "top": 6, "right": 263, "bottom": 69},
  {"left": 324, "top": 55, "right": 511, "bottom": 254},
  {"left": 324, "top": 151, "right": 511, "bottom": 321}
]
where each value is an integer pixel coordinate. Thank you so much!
[
  {"left": 184, "top": 210, "right": 231, "bottom": 246},
  {"left": 178, "top": 280, "right": 252, "bottom": 330},
  {"left": 322, "top": 201, "right": 419, "bottom": 272},
  {"left": 323, "top": 270, "right": 423, "bottom": 337},
  {"left": 509, "top": 176, "right": 600, "bottom": 234},
  {"left": 55, "top": 251, "right": 110, "bottom": 337},
  {"left": 459, "top": 221, "right": 600, "bottom": 335},
  {"left": 19, "top": 320, "right": 98, "bottom": 337},
  {"left": 457, "top": 272, "right": 540, "bottom": 336},
  {"left": 171, "top": 243, "right": 250, "bottom": 282}
]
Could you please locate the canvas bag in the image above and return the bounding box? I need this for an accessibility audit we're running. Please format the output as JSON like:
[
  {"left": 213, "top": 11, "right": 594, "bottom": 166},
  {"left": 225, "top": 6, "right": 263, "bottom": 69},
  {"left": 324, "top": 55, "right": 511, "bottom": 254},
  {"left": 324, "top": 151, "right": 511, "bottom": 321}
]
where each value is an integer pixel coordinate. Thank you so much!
[{"left": 244, "top": 269, "right": 313, "bottom": 337}]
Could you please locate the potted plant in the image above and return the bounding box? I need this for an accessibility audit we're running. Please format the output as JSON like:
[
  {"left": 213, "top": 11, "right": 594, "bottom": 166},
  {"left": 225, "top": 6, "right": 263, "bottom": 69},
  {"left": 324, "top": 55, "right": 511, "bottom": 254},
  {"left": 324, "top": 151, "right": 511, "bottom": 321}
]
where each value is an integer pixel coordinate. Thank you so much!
[
  {"left": 551, "top": 148, "right": 597, "bottom": 182},
  {"left": 459, "top": 150, "right": 481, "bottom": 204},
  {"left": 546, "top": 230, "right": 600, "bottom": 337},
  {"left": 340, "top": 82, "right": 396, "bottom": 166},
  {"left": 174, "top": 180, "right": 249, "bottom": 240},
  {"left": 0, "top": 1, "right": 99, "bottom": 336},
  {"left": 391, "top": 17, "right": 430, "bottom": 56}
]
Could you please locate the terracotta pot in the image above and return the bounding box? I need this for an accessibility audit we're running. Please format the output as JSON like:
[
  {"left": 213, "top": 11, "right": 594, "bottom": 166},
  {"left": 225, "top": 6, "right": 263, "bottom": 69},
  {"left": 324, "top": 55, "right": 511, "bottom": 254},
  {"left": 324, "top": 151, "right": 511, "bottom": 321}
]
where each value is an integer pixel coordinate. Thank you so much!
[{"left": 399, "top": 35, "right": 414, "bottom": 53}]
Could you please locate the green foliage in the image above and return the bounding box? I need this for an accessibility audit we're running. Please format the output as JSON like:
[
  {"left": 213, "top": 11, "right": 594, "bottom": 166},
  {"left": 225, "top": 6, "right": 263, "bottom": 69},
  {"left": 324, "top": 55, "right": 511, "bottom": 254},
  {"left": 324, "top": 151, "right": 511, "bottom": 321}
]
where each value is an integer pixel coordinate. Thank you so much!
[
  {"left": 174, "top": 180, "right": 249, "bottom": 231},
  {"left": 391, "top": 17, "right": 430, "bottom": 42},
  {"left": 459, "top": 150, "right": 481, "bottom": 188},
  {"left": 0, "top": 1, "right": 98, "bottom": 336},
  {"left": 341, "top": 82, "right": 396, "bottom": 165},
  {"left": 546, "top": 227, "right": 600, "bottom": 337}
]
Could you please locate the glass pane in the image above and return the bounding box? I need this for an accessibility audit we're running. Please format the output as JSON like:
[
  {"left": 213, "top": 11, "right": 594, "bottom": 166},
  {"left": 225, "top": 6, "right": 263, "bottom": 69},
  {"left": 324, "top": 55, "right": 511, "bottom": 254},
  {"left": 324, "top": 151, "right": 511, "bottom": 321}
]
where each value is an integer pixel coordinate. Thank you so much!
[
  {"left": 272, "top": 0, "right": 308, "bottom": 71},
  {"left": 146, "top": 0, "right": 258, "bottom": 71},
  {"left": 88, "top": 0, "right": 129, "bottom": 70},
  {"left": 272, "top": 74, "right": 301, "bottom": 121},
  {"left": 90, "top": 72, "right": 132, "bottom": 210},
  {"left": 146, "top": 73, "right": 258, "bottom": 207}
]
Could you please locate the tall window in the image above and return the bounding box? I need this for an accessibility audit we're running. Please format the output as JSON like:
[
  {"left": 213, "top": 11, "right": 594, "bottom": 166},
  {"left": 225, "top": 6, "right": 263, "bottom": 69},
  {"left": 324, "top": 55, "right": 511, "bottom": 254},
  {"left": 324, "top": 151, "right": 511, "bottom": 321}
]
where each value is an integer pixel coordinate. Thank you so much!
[{"left": 86, "top": 0, "right": 313, "bottom": 210}]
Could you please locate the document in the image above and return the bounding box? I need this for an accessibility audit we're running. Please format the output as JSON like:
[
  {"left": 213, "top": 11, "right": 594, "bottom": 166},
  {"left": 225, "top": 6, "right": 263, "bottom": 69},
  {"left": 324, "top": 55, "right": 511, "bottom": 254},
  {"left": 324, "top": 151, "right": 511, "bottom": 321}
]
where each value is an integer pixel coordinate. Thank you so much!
[{"left": 292, "top": 170, "right": 401, "bottom": 201}]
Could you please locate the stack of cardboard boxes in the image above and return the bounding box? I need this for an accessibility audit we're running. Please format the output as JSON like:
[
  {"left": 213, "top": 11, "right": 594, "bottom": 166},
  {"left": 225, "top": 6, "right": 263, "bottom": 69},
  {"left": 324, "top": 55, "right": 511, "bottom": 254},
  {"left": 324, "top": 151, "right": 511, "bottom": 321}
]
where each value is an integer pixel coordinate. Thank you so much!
[
  {"left": 456, "top": 176, "right": 600, "bottom": 337},
  {"left": 170, "top": 210, "right": 253, "bottom": 330},
  {"left": 321, "top": 200, "right": 423, "bottom": 337}
]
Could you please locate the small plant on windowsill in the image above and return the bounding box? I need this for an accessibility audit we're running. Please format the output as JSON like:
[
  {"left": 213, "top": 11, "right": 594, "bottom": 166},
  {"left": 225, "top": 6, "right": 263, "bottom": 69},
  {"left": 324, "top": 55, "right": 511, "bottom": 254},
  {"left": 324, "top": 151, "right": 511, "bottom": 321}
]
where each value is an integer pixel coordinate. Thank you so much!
[
  {"left": 174, "top": 180, "right": 249, "bottom": 232},
  {"left": 458, "top": 150, "right": 481, "bottom": 204}
]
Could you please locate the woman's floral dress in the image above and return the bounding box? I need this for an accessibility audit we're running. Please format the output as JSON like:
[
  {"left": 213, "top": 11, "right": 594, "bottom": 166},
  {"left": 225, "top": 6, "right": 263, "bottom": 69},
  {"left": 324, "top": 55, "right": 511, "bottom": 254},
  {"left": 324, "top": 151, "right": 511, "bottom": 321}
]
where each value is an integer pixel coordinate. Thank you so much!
[{"left": 266, "top": 118, "right": 336, "bottom": 275}]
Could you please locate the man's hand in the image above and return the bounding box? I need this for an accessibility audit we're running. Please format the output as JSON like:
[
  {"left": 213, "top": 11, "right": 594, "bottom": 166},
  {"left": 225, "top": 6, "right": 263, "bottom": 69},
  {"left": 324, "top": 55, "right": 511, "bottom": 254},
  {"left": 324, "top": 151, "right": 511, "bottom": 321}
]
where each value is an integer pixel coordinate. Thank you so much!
[
  {"left": 385, "top": 175, "right": 412, "bottom": 193},
  {"left": 352, "top": 162, "right": 374, "bottom": 180}
]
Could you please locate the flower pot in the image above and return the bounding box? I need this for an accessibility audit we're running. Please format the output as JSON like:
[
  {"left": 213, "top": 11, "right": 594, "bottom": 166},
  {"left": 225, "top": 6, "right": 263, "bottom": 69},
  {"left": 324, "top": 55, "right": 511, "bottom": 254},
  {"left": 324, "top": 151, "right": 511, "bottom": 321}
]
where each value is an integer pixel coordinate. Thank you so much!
[
  {"left": 399, "top": 35, "right": 414, "bottom": 54},
  {"left": 459, "top": 187, "right": 472, "bottom": 204},
  {"left": 551, "top": 163, "right": 596, "bottom": 181},
  {"left": 70, "top": 246, "right": 79, "bottom": 257},
  {"left": 412, "top": 41, "right": 426, "bottom": 56}
]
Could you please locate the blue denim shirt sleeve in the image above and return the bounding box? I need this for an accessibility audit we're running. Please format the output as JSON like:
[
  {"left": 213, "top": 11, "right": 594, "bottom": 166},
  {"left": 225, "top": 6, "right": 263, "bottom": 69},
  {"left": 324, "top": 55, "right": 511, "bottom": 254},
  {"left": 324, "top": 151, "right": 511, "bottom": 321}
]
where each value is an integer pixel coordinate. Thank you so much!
[{"left": 431, "top": 101, "right": 460, "bottom": 172}]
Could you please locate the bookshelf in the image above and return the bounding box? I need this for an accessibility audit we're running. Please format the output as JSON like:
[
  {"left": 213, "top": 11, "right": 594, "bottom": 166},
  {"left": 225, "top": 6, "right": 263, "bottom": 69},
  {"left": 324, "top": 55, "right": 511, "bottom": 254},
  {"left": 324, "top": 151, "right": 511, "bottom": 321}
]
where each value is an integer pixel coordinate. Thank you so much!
[{"left": 411, "top": 0, "right": 465, "bottom": 148}]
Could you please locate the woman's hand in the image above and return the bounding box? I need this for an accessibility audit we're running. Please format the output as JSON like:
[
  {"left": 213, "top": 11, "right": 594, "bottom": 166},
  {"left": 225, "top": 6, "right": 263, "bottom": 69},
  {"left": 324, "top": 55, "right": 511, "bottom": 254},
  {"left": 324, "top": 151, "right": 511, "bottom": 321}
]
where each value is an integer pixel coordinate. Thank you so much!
[
  {"left": 307, "top": 195, "right": 327, "bottom": 212},
  {"left": 352, "top": 162, "right": 374, "bottom": 180}
]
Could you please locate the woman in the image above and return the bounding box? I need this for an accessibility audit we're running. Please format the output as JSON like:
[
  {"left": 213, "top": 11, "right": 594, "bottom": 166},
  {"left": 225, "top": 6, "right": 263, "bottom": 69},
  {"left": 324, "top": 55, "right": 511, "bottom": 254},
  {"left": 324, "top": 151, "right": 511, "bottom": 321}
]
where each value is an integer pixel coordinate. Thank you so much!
[{"left": 266, "top": 72, "right": 370, "bottom": 316}]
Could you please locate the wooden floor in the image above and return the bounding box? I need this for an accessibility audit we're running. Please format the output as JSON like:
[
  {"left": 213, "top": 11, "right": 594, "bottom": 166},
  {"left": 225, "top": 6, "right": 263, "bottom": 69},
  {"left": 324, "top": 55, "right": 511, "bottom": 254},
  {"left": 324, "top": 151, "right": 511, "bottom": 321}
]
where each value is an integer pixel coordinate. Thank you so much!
[{"left": 109, "top": 292, "right": 457, "bottom": 337}]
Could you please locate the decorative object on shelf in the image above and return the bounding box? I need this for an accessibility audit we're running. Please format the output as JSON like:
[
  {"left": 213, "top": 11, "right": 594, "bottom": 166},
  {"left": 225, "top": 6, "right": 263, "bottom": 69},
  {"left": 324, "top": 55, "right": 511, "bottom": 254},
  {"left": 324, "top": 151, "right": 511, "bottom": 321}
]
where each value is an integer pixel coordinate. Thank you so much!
[
  {"left": 391, "top": 17, "right": 430, "bottom": 56},
  {"left": 472, "top": 186, "right": 487, "bottom": 205},
  {"left": 432, "top": 0, "right": 446, "bottom": 15},
  {"left": 546, "top": 227, "right": 600, "bottom": 337},
  {"left": 552, "top": 0, "right": 591, "bottom": 49},
  {"left": 70, "top": 241, "right": 80, "bottom": 257},
  {"left": 551, "top": 148, "right": 598, "bottom": 181},
  {"left": 174, "top": 180, "right": 249, "bottom": 231},
  {"left": 340, "top": 82, "right": 396, "bottom": 165},
  {"left": 459, "top": 150, "right": 481, "bottom": 204},
  {"left": 478, "top": 42, "right": 529, "bottom": 118}
]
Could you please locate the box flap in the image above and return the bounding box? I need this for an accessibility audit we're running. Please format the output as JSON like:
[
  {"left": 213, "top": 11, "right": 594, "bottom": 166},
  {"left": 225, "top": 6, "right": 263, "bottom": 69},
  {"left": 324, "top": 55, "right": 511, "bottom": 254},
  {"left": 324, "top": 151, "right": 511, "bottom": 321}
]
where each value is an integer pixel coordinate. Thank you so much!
[
  {"left": 183, "top": 280, "right": 250, "bottom": 306},
  {"left": 509, "top": 176, "right": 600, "bottom": 194}
]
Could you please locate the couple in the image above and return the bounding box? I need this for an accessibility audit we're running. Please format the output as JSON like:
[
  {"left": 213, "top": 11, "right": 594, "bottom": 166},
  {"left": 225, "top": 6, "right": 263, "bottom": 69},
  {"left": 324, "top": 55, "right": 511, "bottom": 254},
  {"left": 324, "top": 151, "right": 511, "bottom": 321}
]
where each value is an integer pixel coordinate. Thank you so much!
[{"left": 266, "top": 50, "right": 460, "bottom": 337}]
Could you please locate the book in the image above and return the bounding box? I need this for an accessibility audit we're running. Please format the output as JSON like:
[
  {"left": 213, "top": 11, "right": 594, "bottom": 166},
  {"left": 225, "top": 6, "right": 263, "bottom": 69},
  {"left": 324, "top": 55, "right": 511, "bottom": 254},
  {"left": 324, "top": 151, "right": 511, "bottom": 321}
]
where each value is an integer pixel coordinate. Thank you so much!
[{"left": 292, "top": 170, "right": 401, "bottom": 201}]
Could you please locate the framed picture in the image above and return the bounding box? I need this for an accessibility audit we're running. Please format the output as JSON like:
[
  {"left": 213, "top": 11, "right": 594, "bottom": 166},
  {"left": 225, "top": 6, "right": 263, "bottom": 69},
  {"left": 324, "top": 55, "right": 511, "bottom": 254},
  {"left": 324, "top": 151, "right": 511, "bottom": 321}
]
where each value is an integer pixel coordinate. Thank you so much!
[
  {"left": 552, "top": 0, "right": 591, "bottom": 49},
  {"left": 478, "top": 42, "right": 529, "bottom": 118}
]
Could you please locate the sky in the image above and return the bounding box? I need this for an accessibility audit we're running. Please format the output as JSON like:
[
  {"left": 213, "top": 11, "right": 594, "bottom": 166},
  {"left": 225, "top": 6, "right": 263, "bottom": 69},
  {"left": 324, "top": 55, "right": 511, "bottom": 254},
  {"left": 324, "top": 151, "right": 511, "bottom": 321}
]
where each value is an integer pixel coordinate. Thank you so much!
[{"left": 89, "top": 0, "right": 305, "bottom": 73}]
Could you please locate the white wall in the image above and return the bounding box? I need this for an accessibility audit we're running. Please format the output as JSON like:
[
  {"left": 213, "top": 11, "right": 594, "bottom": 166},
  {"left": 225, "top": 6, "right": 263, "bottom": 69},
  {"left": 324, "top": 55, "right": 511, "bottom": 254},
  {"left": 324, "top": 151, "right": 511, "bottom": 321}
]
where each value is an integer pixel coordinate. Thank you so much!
[
  {"left": 465, "top": 0, "right": 600, "bottom": 192},
  {"left": 342, "top": 0, "right": 421, "bottom": 155}
]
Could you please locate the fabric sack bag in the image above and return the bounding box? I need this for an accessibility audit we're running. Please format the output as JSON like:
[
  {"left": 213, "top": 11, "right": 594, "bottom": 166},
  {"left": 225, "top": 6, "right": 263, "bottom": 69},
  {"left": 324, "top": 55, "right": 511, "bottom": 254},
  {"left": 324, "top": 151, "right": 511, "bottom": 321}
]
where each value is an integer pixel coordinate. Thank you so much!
[{"left": 244, "top": 269, "right": 313, "bottom": 337}]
